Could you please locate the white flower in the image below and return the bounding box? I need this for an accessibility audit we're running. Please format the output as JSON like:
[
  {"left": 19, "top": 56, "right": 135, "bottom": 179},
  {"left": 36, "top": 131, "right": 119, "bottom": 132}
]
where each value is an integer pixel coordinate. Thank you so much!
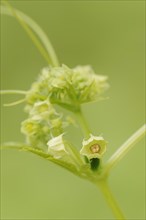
[
  {"left": 80, "top": 134, "right": 107, "bottom": 159},
  {"left": 47, "top": 134, "right": 68, "bottom": 159}
]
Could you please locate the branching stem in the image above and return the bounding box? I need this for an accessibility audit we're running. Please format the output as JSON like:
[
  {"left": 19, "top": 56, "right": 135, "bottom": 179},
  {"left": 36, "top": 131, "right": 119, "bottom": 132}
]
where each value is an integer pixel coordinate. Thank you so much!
[
  {"left": 103, "top": 124, "right": 146, "bottom": 175},
  {"left": 1, "top": 3, "right": 145, "bottom": 220}
]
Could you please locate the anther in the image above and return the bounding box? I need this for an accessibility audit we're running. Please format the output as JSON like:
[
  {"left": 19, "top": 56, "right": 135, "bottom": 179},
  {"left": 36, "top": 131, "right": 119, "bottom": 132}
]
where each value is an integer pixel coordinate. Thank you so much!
[{"left": 90, "top": 144, "right": 100, "bottom": 153}]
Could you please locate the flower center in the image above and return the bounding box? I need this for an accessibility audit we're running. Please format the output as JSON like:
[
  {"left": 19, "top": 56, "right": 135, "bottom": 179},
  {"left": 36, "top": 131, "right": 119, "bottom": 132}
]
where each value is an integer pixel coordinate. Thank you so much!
[{"left": 90, "top": 144, "right": 100, "bottom": 153}]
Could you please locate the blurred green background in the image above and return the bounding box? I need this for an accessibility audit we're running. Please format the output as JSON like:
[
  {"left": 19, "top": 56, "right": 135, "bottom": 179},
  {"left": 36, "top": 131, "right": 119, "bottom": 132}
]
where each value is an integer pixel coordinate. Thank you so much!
[{"left": 1, "top": 1, "right": 145, "bottom": 219}]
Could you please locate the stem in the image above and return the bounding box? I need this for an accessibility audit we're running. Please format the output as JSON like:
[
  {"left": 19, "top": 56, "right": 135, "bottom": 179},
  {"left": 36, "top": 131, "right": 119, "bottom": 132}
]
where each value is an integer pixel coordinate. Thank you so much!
[
  {"left": 76, "top": 107, "right": 91, "bottom": 138},
  {"left": 103, "top": 124, "right": 146, "bottom": 175},
  {"left": 4, "top": 98, "right": 26, "bottom": 106},
  {"left": 1, "top": 4, "right": 59, "bottom": 66},
  {"left": 0, "top": 90, "right": 27, "bottom": 95},
  {"left": 97, "top": 180, "right": 126, "bottom": 220}
]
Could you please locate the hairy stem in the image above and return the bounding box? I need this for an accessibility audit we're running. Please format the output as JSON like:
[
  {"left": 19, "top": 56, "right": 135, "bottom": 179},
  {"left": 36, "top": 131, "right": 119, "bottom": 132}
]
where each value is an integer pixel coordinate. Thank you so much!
[
  {"left": 97, "top": 180, "right": 126, "bottom": 220},
  {"left": 103, "top": 124, "right": 146, "bottom": 175}
]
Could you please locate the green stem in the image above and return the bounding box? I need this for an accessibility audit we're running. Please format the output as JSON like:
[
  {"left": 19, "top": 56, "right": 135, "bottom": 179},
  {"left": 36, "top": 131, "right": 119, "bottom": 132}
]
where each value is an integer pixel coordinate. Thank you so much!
[
  {"left": 0, "top": 90, "right": 27, "bottom": 95},
  {"left": 1, "top": 4, "right": 59, "bottom": 66},
  {"left": 103, "top": 124, "right": 146, "bottom": 175},
  {"left": 76, "top": 107, "right": 91, "bottom": 138},
  {"left": 4, "top": 98, "right": 26, "bottom": 106},
  {"left": 97, "top": 180, "right": 126, "bottom": 220}
]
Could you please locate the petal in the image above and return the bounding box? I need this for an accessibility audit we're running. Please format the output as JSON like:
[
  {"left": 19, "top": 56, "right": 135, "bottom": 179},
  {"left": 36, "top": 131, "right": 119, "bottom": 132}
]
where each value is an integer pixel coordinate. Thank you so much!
[{"left": 47, "top": 134, "right": 68, "bottom": 159}]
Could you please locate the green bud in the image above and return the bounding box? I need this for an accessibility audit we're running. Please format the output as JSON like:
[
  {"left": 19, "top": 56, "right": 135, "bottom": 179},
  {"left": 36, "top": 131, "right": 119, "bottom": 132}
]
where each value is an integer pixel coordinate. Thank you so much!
[
  {"left": 21, "top": 99, "right": 65, "bottom": 148},
  {"left": 21, "top": 118, "right": 50, "bottom": 147},
  {"left": 29, "top": 100, "right": 56, "bottom": 120},
  {"left": 21, "top": 118, "right": 40, "bottom": 135}
]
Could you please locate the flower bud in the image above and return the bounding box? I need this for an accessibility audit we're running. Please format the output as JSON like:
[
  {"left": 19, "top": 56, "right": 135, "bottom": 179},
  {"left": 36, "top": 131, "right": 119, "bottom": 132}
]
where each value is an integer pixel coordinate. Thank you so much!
[{"left": 47, "top": 134, "right": 68, "bottom": 159}]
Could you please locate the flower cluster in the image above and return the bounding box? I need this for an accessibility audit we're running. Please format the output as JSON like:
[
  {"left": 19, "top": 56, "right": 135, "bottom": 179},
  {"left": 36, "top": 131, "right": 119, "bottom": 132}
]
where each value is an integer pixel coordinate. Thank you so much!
[
  {"left": 21, "top": 65, "right": 108, "bottom": 163},
  {"left": 26, "top": 65, "right": 109, "bottom": 111},
  {"left": 21, "top": 100, "right": 64, "bottom": 148}
]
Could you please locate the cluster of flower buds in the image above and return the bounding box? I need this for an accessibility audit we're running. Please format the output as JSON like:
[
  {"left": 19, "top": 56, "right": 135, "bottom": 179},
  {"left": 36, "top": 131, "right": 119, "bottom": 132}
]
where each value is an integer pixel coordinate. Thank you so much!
[
  {"left": 25, "top": 65, "right": 109, "bottom": 111},
  {"left": 21, "top": 100, "right": 64, "bottom": 148},
  {"left": 21, "top": 65, "right": 108, "bottom": 168}
]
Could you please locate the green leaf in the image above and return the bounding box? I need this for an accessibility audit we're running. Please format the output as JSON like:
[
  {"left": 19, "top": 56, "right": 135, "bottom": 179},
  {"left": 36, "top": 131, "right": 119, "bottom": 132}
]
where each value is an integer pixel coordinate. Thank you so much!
[{"left": 1, "top": 142, "right": 81, "bottom": 177}]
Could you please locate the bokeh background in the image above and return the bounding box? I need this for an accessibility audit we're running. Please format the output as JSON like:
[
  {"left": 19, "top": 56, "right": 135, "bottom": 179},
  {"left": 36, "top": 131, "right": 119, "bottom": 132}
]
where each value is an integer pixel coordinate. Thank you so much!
[{"left": 1, "top": 1, "right": 145, "bottom": 219}]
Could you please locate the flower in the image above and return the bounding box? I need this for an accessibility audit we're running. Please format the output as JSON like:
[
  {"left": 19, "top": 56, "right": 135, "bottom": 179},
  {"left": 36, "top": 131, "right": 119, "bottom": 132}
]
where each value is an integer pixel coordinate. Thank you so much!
[
  {"left": 26, "top": 65, "right": 109, "bottom": 111},
  {"left": 21, "top": 118, "right": 40, "bottom": 135},
  {"left": 21, "top": 99, "right": 65, "bottom": 148},
  {"left": 47, "top": 134, "right": 68, "bottom": 159},
  {"left": 80, "top": 134, "right": 107, "bottom": 159},
  {"left": 29, "top": 100, "right": 56, "bottom": 120},
  {"left": 21, "top": 118, "right": 50, "bottom": 147}
]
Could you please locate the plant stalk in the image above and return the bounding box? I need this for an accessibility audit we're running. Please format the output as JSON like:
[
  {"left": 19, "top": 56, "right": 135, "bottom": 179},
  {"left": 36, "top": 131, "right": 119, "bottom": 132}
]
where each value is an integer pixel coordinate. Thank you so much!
[
  {"left": 0, "top": 90, "right": 27, "bottom": 95},
  {"left": 97, "top": 180, "right": 126, "bottom": 220},
  {"left": 76, "top": 107, "right": 91, "bottom": 138},
  {"left": 103, "top": 124, "right": 146, "bottom": 175},
  {"left": 1, "top": 4, "right": 59, "bottom": 66}
]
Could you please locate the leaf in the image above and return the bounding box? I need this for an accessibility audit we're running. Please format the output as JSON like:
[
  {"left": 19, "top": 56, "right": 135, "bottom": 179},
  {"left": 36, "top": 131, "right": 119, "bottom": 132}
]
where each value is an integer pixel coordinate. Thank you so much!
[{"left": 1, "top": 142, "right": 81, "bottom": 177}]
